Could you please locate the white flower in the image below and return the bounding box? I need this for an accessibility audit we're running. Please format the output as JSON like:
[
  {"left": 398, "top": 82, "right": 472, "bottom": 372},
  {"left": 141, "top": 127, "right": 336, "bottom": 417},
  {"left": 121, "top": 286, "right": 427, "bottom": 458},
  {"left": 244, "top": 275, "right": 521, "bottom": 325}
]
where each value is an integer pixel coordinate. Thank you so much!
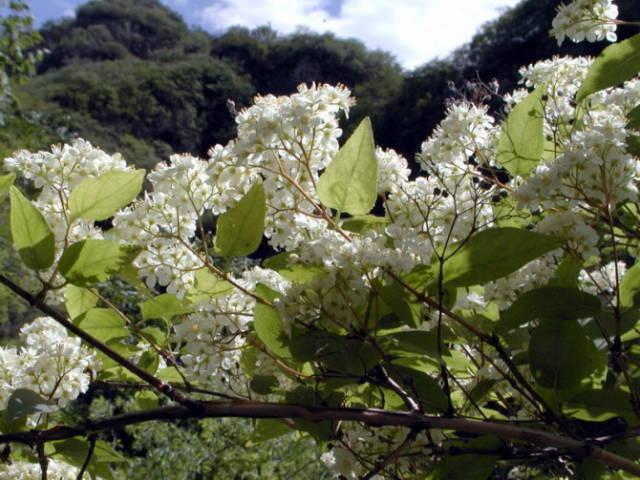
[
  {"left": 0, "top": 459, "right": 90, "bottom": 479},
  {"left": 0, "top": 317, "right": 97, "bottom": 412},
  {"left": 550, "top": 0, "right": 618, "bottom": 46}
]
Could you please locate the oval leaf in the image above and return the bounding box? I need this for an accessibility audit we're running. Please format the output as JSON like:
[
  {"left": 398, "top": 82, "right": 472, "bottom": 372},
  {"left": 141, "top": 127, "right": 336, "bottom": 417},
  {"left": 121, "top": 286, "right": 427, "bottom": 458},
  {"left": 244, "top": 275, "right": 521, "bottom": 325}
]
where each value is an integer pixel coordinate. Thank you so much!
[
  {"left": 494, "top": 287, "right": 601, "bottom": 335},
  {"left": 59, "top": 239, "right": 135, "bottom": 286},
  {"left": 69, "top": 169, "right": 145, "bottom": 221},
  {"left": 529, "top": 320, "right": 602, "bottom": 390},
  {"left": 65, "top": 285, "right": 98, "bottom": 320},
  {"left": 577, "top": 33, "right": 640, "bottom": 102},
  {"left": 76, "top": 308, "right": 128, "bottom": 343},
  {"left": 496, "top": 86, "right": 545, "bottom": 177},
  {"left": 9, "top": 186, "right": 55, "bottom": 270},
  {"left": 0, "top": 172, "right": 15, "bottom": 201},
  {"left": 5, "top": 389, "right": 58, "bottom": 422},
  {"left": 253, "top": 285, "right": 291, "bottom": 359},
  {"left": 621, "top": 263, "right": 640, "bottom": 308},
  {"left": 317, "top": 116, "right": 378, "bottom": 215},
  {"left": 215, "top": 181, "right": 266, "bottom": 257},
  {"left": 140, "top": 293, "right": 194, "bottom": 320},
  {"left": 435, "top": 227, "right": 563, "bottom": 288}
]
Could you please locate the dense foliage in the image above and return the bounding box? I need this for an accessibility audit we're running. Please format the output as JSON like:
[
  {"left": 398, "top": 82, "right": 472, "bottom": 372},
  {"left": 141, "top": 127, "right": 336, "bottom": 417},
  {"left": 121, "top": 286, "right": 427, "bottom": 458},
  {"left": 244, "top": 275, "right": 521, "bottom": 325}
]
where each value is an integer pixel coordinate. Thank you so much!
[{"left": 2, "top": 1, "right": 640, "bottom": 479}]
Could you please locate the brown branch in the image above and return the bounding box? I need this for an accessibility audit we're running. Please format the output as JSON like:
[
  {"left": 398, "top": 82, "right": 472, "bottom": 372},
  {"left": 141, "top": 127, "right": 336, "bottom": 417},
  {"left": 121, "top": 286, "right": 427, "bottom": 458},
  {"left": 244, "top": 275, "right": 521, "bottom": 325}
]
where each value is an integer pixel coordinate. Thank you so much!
[
  {"left": 76, "top": 434, "right": 96, "bottom": 480},
  {"left": 37, "top": 441, "right": 48, "bottom": 480},
  {"left": 374, "top": 365, "right": 421, "bottom": 412},
  {"left": 2, "top": 400, "right": 640, "bottom": 477},
  {"left": 0, "top": 273, "right": 189, "bottom": 406},
  {"left": 361, "top": 428, "right": 419, "bottom": 480},
  {"left": 386, "top": 270, "right": 569, "bottom": 431}
]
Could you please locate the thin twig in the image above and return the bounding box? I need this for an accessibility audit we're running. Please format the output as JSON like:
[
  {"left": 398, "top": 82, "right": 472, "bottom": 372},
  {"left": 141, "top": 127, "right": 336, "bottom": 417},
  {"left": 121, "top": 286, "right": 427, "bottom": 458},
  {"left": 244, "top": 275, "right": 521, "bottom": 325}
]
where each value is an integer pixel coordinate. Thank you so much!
[
  {"left": 76, "top": 435, "right": 96, "bottom": 480},
  {"left": 0, "top": 273, "right": 190, "bottom": 406}
]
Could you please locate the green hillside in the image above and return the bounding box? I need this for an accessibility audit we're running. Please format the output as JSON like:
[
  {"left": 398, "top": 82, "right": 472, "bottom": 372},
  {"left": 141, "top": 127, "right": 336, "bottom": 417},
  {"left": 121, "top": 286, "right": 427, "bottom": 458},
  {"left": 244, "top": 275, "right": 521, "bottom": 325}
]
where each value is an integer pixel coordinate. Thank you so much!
[{"left": 17, "top": 0, "right": 638, "bottom": 166}]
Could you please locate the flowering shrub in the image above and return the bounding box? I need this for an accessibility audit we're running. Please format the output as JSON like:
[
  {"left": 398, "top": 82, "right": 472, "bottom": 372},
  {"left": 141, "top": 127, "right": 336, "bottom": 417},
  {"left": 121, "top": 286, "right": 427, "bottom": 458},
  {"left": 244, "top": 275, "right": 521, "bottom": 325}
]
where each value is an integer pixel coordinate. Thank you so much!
[{"left": 1, "top": 2, "right": 640, "bottom": 478}]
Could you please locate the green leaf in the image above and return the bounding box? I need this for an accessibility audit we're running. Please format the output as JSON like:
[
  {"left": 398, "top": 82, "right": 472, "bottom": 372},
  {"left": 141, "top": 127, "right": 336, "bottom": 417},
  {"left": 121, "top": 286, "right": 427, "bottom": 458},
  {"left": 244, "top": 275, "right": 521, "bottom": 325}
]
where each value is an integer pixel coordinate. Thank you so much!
[
  {"left": 386, "top": 364, "right": 448, "bottom": 413},
  {"left": 249, "top": 419, "right": 293, "bottom": 445},
  {"left": 76, "top": 308, "right": 129, "bottom": 343},
  {"left": 379, "top": 330, "right": 450, "bottom": 358},
  {"left": 69, "top": 169, "right": 145, "bottom": 221},
  {"left": 50, "top": 438, "right": 125, "bottom": 480},
  {"left": 317, "top": 116, "right": 378, "bottom": 215},
  {"left": 0, "top": 172, "right": 15, "bottom": 201},
  {"left": 263, "top": 252, "right": 324, "bottom": 284},
  {"left": 137, "top": 350, "right": 159, "bottom": 375},
  {"left": 428, "top": 436, "right": 500, "bottom": 480},
  {"left": 5, "top": 389, "right": 58, "bottom": 422},
  {"left": 9, "top": 186, "right": 55, "bottom": 270},
  {"left": 250, "top": 375, "right": 279, "bottom": 394},
  {"left": 564, "top": 389, "right": 635, "bottom": 422},
  {"left": 494, "top": 287, "right": 601, "bottom": 335},
  {"left": 341, "top": 214, "right": 389, "bottom": 233},
  {"left": 215, "top": 181, "right": 266, "bottom": 257},
  {"left": 59, "top": 239, "right": 135, "bottom": 286},
  {"left": 548, "top": 256, "right": 582, "bottom": 288},
  {"left": 496, "top": 86, "right": 545, "bottom": 176},
  {"left": 290, "top": 331, "right": 381, "bottom": 376},
  {"left": 628, "top": 134, "right": 640, "bottom": 156},
  {"left": 436, "top": 227, "right": 562, "bottom": 287},
  {"left": 628, "top": 105, "right": 640, "bottom": 130},
  {"left": 134, "top": 390, "right": 159, "bottom": 410},
  {"left": 529, "top": 320, "right": 602, "bottom": 390},
  {"left": 64, "top": 285, "right": 98, "bottom": 320},
  {"left": 156, "top": 367, "right": 185, "bottom": 383},
  {"left": 188, "top": 269, "right": 233, "bottom": 299},
  {"left": 379, "top": 282, "right": 421, "bottom": 328},
  {"left": 284, "top": 386, "right": 340, "bottom": 440},
  {"left": 253, "top": 286, "right": 291, "bottom": 359},
  {"left": 140, "top": 294, "right": 194, "bottom": 321},
  {"left": 621, "top": 263, "right": 640, "bottom": 308},
  {"left": 139, "top": 327, "right": 166, "bottom": 346},
  {"left": 493, "top": 196, "right": 532, "bottom": 228},
  {"left": 577, "top": 33, "right": 640, "bottom": 102}
]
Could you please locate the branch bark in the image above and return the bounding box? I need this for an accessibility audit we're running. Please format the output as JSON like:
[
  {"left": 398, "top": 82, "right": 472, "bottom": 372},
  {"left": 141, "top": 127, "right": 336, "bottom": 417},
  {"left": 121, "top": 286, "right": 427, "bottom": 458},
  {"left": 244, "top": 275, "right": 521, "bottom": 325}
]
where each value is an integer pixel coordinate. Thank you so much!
[
  {"left": 0, "top": 273, "right": 189, "bottom": 406},
  {"left": 1, "top": 400, "right": 640, "bottom": 476}
]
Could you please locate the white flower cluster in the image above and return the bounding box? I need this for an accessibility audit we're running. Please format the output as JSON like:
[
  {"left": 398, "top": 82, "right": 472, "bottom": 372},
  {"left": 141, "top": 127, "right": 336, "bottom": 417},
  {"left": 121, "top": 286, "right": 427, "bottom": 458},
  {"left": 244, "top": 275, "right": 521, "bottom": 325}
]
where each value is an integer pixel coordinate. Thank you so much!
[
  {"left": 580, "top": 261, "right": 627, "bottom": 295},
  {"left": 0, "top": 317, "right": 96, "bottom": 410},
  {"left": 174, "top": 266, "right": 289, "bottom": 387},
  {"left": 509, "top": 57, "right": 640, "bottom": 262},
  {"left": 4, "top": 24, "right": 640, "bottom": 473},
  {"left": 0, "top": 459, "right": 88, "bottom": 480},
  {"left": 550, "top": 0, "right": 618, "bottom": 46},
  {"left": 4, "top": 139, "right": 130, "bottom": 251}
]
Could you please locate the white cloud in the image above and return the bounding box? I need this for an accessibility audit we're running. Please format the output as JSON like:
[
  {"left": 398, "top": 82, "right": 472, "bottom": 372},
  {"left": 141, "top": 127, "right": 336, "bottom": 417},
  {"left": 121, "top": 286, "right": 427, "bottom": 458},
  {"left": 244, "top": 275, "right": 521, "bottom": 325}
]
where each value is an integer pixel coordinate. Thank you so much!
[{"left": 199, "top": 0, "right": 520, "bottom": 69}]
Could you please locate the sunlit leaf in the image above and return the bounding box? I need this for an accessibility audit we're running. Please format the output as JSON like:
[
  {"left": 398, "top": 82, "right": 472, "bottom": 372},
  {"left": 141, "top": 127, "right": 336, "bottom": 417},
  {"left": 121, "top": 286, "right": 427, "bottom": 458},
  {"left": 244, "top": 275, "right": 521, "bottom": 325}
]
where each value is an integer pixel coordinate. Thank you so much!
[
  {"left": 317, "top": 116, "right": 377, "bottom": 215},
  {"left": 9, "top": 186, "right": 55, "bottom": 270},
  {"left": 59, "top": 239, "right": 136, "bottom": 286},
  {"left": 496, "top": 85, "right": 545, "bottom": 176},
  {"left": 577, "top": 33, "right": 640, "bottom": 102},
  {"left": 215, "top": 181, "right": 266, "bottom": 257},
  {"left": 76, "top": 308, "right": 129, "bottom": 343},
  {"left": 69, "top": 169, "right": 145, "bottom": 221},
  {"left": 65, "top": 285, "right": 98, "bottom": 320},
  {"left": 435, "top": 227, "right": 562, "bottom": 287}
]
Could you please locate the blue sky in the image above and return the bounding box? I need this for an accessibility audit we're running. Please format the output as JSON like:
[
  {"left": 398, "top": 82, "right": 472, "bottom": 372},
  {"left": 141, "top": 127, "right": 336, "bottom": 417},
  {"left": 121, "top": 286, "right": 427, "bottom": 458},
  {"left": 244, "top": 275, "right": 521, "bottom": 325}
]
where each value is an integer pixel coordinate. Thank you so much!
[{"left": 30, "top": 0, "right": 521, "bottom": 69}]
